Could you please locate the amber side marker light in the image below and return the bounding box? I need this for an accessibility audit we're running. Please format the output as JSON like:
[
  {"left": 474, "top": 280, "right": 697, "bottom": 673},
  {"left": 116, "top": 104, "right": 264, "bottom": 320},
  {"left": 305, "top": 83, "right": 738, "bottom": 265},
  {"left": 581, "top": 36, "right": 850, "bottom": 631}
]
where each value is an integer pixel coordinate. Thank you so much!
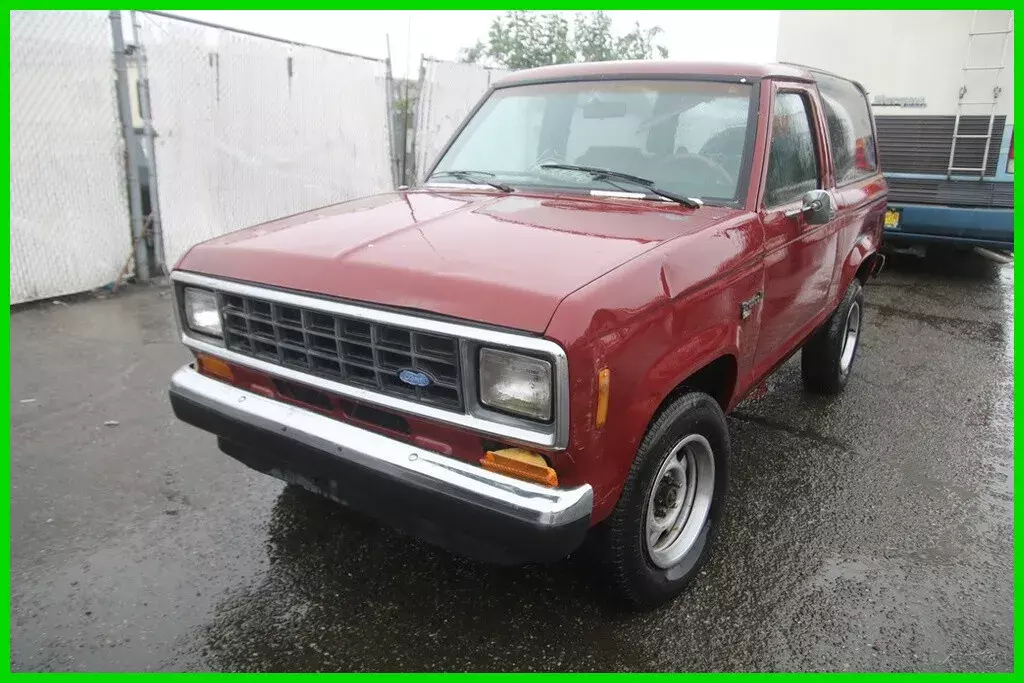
[
  {"left": 481, "top": 448, "right": 559, "bottom": 488},
  {"left": 196, "top": 353, "right": 234, "bottom": 383},
  {"left": 595, "top": 368, "right": 611, "bottom": 428}
]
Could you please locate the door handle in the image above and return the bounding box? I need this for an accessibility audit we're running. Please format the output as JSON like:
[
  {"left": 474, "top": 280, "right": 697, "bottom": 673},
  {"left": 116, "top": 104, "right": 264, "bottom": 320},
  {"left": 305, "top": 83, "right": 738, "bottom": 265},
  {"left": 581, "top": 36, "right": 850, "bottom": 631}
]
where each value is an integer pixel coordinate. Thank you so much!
[{"left": 784, "top": 199, "right": 822, "bottom": 218}]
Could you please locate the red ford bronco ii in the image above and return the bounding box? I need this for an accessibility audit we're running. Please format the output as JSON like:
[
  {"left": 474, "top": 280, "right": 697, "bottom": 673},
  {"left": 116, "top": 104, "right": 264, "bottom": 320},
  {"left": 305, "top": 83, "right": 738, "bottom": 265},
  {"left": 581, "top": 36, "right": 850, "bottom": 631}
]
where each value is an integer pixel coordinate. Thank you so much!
[{"left": 169, "top": 61, "right": 886, "bottom": 609}]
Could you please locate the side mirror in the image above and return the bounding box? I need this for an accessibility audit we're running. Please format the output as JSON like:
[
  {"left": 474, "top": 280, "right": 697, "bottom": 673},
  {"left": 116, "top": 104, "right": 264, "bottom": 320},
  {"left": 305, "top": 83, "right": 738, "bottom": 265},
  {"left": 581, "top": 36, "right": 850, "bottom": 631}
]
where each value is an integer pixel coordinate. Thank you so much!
[{"left": 800, "top": 189, "right": 836, "bottom": 225}]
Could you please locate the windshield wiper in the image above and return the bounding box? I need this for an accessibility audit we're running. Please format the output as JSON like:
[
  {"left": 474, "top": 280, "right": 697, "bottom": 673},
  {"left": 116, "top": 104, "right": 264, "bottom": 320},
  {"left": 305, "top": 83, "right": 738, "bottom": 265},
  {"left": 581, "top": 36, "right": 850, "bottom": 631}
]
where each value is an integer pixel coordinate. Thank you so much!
[
  {"left": 539, "top": 163, "right": 702, "bottom": 209},
  {"left": 428, "top": 170, "right": 513, "bottom": 193}
]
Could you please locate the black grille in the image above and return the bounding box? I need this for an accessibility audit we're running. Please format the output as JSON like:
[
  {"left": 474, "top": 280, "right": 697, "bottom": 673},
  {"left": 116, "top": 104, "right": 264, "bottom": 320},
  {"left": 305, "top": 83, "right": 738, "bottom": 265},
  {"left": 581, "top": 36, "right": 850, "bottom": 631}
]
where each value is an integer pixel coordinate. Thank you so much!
[
  {"left": 876, "top": 115, "right": 1006, "bottom": 176},
  {"left": 220, "top": 293, "right": 463, "bottom": 411},
  {"left": 886, "top": 177, "right": 1013, "bottom": 209}
]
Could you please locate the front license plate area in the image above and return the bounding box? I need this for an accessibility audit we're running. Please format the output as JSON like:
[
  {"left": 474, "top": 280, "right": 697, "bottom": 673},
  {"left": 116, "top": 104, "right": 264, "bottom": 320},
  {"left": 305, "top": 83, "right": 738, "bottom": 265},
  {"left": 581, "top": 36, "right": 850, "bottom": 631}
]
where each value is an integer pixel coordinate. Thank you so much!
[{"left": 884, "top": 208, "right": 901, "bottom": 230}]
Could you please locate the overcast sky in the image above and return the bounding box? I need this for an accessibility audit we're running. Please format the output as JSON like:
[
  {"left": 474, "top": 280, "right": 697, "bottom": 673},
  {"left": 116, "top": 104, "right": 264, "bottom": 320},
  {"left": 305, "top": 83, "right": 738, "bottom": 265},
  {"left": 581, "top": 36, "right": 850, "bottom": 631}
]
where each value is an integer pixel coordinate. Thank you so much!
[{"left": 165, "top": 10, "right": 781, "bottom": 78}]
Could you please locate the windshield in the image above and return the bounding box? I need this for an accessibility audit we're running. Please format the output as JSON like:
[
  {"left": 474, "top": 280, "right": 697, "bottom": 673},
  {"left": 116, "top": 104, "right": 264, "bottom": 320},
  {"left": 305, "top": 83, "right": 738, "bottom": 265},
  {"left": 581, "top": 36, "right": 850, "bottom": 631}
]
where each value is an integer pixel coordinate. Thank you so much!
[{"left": 431, "top": 79, "right": 756, "bottom": 205}]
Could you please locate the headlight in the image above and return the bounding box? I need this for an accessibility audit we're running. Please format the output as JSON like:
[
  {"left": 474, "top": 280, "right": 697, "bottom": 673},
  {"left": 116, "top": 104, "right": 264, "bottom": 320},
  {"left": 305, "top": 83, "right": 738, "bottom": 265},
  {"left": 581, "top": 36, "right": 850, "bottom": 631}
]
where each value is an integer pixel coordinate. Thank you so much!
[
  {"left": 183, "top": 287, "right": 222, "bottom": 338},
  {"left": 478, "top": 348, "right": 552, "bottom": 421}
]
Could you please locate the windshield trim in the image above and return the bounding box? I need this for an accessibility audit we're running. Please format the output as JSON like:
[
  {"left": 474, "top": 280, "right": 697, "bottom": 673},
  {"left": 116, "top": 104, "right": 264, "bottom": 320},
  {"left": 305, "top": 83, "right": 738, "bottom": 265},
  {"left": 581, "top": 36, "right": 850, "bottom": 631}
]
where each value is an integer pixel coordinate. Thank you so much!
[
  {"left": 424, "top": 77, "right": 762, "bottom": 210},
  {"left": 494, "top": 72, "right": 763, "bottom": 90}
]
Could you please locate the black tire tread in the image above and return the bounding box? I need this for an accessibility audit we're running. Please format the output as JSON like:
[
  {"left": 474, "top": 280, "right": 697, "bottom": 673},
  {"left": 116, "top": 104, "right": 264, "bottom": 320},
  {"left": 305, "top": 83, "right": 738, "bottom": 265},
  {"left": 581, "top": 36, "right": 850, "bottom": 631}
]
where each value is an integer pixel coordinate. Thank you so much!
[
  {"left": 801, "top": 279, "right": 864, "bottom": 395},
  {"left": 599, "top": 391, "right": 729, "bottom": 610}
]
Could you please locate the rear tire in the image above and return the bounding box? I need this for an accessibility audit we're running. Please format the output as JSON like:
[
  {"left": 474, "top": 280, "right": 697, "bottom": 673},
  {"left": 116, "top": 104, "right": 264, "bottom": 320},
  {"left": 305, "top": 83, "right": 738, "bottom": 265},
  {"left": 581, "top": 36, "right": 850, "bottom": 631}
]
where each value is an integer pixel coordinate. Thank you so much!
[
  {"left": 801, "top": 279, "right": 864, "bottom": 395},
  {"left": 596, "top": 391, "right": 730, "bottom": 610}
]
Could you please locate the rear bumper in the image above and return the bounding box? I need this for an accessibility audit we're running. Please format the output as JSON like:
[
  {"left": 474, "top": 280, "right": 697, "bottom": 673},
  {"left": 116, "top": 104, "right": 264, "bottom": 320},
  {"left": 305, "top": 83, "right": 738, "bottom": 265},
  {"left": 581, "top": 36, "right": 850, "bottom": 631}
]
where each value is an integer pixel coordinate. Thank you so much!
[
  {"left": 169, "top": 365, "right": 592, "bottom": 564},
  {"left": 885, "top": 203, "right": 1014, "bottom": 251}
]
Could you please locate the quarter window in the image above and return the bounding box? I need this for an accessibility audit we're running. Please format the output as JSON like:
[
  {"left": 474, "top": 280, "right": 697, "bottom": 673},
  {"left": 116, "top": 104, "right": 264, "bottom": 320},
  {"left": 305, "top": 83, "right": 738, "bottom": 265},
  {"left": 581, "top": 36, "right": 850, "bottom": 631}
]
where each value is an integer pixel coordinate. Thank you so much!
[
  {"left": 816, "top": 73, "right": 878, "bottom": 185},
  {"left": 765, "top": 92, "right": 819, "bottom": 207}
]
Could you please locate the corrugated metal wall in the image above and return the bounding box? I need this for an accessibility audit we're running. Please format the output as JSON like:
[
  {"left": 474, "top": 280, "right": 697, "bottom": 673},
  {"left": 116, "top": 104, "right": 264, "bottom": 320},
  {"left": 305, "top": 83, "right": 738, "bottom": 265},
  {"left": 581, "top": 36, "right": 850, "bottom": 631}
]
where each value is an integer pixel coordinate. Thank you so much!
[
  {"left": 878, "top": 115, "right": 1012, "bottom": 208},
  {"left": 413, "top": 59, "right": 509, "bottom": 181},
  {"left": 135, "top": 13, "right": 394, "bottom": 267},
  {"left": 876, "top": 115, "right": 1006, "bottom": 176},
  {"left": 886, "top": 177, "right": 1013, "bottom": 208},
  {"left": 10, "top": 11, "right": 132, "bottom": 304}
]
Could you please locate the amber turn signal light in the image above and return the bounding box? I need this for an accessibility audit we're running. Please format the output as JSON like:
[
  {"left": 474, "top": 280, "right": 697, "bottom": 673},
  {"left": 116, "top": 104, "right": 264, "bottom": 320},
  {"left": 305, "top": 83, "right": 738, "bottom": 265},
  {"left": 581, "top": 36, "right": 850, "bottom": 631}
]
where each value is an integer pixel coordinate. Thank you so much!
[
  {"left": 196, "top": 353, "right": 234, "bottom": 383},
  {"left": 481, "top": 448, "right": 558, "bottom": 488},
  {"left": 595, "top": 368, "right": 611, "bottom": 428}
]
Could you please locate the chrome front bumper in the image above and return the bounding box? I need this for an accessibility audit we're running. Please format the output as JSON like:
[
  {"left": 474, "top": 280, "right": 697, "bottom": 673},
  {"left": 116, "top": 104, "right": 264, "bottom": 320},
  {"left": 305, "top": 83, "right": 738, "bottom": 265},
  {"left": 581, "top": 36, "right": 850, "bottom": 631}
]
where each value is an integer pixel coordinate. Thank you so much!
[{"left": 169, "top": 365, "right": 593, "bottom": 563}]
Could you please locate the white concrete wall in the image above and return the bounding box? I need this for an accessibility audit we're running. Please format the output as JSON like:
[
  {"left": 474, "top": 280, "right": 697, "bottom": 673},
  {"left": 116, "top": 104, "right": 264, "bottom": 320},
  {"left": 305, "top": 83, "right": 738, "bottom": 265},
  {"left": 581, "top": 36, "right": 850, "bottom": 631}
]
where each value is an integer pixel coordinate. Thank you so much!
[{"left": 776, "top": 11, "right": 1013, "bottom": 121}]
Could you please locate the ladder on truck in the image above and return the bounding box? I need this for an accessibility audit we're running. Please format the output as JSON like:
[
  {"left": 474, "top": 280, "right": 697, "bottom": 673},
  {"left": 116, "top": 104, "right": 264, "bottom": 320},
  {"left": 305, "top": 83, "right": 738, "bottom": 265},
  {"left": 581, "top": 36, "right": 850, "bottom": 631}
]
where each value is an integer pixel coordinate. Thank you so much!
[{"left": 947, "top": 10, "right": 1014, "bottom": 179}]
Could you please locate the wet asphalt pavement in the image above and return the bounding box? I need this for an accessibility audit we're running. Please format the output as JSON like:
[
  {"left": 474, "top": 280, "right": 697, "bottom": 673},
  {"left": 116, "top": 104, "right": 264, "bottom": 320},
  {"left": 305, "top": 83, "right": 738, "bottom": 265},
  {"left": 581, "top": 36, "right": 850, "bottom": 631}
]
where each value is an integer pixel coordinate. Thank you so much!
[{"left": 11, "top": 249, "right": 1014, "bottom": 672}]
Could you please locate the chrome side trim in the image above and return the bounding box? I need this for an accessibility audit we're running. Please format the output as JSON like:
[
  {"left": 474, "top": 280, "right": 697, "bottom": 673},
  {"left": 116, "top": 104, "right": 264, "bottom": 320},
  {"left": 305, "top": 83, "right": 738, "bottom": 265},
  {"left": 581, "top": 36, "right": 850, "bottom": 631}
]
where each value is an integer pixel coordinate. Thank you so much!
[
  {"left": 171, "top": 270, "right": 571, "bottom": 449},
  {"left": 171, "top": 365, "right": 592, "bottom": 527}
]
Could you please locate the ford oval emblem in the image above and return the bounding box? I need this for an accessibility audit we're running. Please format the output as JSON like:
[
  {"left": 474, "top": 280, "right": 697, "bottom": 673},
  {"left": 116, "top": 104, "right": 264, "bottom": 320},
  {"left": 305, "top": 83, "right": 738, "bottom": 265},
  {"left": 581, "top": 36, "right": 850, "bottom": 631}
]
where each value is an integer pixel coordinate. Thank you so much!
[{"left": 398, "top": 369, "right": 432, "bottom": 387}]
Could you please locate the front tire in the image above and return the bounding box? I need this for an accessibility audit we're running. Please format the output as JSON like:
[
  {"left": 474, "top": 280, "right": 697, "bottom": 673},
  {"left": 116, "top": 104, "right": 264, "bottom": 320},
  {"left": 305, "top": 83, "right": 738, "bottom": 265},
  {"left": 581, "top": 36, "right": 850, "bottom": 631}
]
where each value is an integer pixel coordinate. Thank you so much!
[
  {"left": 801, "top": 279, "right": 864, "bottom": 395},
  {"left": 597, "top": 391, "right": 730, "bottom": 610}
]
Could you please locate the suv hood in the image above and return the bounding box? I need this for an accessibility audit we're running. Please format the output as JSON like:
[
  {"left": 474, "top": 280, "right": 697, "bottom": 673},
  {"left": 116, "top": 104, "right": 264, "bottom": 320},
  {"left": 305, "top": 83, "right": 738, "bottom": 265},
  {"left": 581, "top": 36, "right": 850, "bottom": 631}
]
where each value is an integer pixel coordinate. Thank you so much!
[{"left": 177, "top": 189, "right": 735, "bottom": 334}]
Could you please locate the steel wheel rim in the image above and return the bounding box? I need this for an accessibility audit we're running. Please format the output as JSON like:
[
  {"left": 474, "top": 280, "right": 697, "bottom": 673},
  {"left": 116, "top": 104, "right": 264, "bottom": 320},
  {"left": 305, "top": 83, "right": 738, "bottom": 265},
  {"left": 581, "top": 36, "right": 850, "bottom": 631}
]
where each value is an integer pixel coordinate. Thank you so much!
[
  {"left": 839, "top": 301, "right": 861, "bottom": 374},
  {"left": 644, "top": 433, "right": 716, "bottom": 569}
]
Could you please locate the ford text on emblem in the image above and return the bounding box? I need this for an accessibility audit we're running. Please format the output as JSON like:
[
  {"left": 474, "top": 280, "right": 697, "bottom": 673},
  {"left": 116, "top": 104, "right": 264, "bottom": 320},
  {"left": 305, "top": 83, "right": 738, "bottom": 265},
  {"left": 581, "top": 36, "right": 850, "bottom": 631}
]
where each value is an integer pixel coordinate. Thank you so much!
[{"left": 398, "top": 369, "right": 432, "bottom": 387}]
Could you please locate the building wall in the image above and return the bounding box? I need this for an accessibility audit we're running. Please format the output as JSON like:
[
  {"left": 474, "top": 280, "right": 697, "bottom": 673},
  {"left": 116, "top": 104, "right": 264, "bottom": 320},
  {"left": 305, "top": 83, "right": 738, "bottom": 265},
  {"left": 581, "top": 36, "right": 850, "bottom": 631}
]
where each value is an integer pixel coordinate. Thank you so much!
[{"left": 776, "top": 10, "right": 1013, "bottom": 121}]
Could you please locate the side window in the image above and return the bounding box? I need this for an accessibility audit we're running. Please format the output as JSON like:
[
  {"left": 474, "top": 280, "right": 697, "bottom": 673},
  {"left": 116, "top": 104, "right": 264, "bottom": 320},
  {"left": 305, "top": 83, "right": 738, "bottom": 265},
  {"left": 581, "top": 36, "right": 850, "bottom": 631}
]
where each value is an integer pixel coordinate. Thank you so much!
[
  {"left": 816, "top": 74, "right": 877, "bottom": 185},
  {"left": 765, "top": 92, "right": 820, "bottom": 207}
]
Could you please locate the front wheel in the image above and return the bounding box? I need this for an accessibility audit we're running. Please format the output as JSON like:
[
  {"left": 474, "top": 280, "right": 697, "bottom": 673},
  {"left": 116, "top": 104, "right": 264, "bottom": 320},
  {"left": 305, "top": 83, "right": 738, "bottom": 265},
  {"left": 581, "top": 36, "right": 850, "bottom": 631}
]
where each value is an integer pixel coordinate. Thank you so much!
[
  {"left": 596, "top": 391, "right": 730, "bottom": 610},
  {"left": 801, "top": 278, "right": 865, "bottom": 394}
]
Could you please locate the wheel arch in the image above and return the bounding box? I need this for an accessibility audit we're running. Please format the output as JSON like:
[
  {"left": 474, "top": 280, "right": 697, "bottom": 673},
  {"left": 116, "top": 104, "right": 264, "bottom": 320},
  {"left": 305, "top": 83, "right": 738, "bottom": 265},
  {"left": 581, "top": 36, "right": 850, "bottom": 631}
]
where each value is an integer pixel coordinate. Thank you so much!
[
  {"left": 590, "top": 351, "right": 738, "bottom": 519},
  {"left": 651, "top": 353, "right": 739, "bottom": 421},
  {"left": 855, "top": 251, "right": 885, "bottom": 283},
  {"left": 840, "top": 233, "right": 883, "bottom": 294}
]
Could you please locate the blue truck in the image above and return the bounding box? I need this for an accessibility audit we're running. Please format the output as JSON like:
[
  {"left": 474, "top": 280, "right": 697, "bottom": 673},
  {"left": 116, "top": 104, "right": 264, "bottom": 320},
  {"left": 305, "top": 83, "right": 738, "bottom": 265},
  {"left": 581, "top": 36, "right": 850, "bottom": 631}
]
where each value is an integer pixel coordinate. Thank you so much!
[{"left": 878, "top": 108, "right": 1013, "bottom": 252}]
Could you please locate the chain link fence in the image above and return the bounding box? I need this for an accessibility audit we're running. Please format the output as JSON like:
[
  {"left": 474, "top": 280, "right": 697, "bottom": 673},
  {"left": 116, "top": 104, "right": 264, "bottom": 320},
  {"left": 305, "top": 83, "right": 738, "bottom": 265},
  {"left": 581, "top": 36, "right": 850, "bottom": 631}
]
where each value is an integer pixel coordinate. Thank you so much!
[
  {"left": 10, "top": 11, "right": 132, "bottom": 304},
  {"left": 10, "top": 11, "right": 396, "bottom": 303},
  {"left": 11, "top": 16, "right": 494, "bottom": 304},
  {"left": 133, "top": 12, "right": 394, "bottom": 268}
]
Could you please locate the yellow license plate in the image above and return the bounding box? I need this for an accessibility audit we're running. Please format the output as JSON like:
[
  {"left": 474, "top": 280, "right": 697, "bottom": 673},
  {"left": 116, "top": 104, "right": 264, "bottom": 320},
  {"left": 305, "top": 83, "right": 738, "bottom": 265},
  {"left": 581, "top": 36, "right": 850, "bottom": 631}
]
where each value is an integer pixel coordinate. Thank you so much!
[{"left": 884, "top": 208, "right": 901, "bottom": 230}]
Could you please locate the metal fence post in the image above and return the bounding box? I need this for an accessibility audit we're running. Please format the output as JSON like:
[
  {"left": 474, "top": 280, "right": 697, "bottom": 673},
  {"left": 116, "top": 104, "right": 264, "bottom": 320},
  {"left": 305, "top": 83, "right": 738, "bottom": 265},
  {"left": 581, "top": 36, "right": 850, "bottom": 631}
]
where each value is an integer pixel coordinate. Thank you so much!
[
  {"left": 384, "top": 38, "right": 399, "bottom": 190},
  {"left": 130, "top": 11, "right": 166, "bottom": 274},
  {"left": 409, "top": 56, "right": 427, "bottom": 185},
  {"left": 109, "top": 10, "right": 149, "bottom": 282}
]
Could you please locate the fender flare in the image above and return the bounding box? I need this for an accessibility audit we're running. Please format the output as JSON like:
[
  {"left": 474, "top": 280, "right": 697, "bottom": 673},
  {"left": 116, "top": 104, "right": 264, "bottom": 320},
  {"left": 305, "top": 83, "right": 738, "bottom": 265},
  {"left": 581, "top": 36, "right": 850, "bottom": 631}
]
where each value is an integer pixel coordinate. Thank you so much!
[
  {"left": 632, "top": 324, "right": 740, "bottom": 433},
  {"left": 840, "top": 233, "right": 882, "bottom": 293}
]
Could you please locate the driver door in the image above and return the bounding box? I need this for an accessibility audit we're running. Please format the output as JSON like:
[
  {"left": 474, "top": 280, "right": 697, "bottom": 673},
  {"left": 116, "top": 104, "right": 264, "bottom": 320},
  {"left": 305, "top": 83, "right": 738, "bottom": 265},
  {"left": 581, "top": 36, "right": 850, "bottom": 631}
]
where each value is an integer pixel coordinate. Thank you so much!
[{"left": 753, "top": 83, "right": 838, "bottom": 373}]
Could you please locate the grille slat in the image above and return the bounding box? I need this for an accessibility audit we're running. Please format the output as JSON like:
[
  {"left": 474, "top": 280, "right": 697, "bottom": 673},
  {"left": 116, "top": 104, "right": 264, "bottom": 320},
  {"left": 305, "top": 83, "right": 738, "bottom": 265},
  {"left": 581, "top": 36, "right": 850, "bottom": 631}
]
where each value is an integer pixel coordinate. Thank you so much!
[{"left": 221, "top": 293, "right": 464, "bottom": 411}]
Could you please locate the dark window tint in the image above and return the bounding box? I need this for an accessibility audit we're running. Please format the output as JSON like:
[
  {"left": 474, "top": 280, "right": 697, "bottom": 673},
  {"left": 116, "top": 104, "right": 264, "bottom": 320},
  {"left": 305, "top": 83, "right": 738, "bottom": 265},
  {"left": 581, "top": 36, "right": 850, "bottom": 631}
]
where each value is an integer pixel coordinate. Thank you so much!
[
  {"left": 765, "top": 92, "right": 819, "bottom": 207},
  {"left": 816, "top": 73, "right": 877, "bottom": 185}
]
